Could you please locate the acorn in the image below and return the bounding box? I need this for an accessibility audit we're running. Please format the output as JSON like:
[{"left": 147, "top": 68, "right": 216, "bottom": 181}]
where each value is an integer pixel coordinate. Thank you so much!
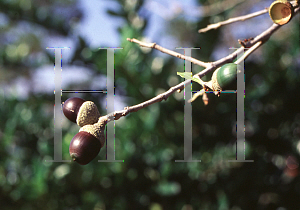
[
  {"left": 63, "top": 97, "right": 101, "bottom": 127},
  {"left": 269, "top": 0, "right": 294, "bottom": 25},
  {"left": 211, "top": 63, "right": 237, "bottom": 91},
  {"left": 69, "top": 117, "right": 107, "bottom": 165}
]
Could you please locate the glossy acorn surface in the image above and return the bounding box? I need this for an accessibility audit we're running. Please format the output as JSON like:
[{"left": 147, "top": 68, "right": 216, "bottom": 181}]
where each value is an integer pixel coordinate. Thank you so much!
[
  {"left": 69, "top": 131, "right": 101, "bottom": 165},
  {"left": 63, "top": 97, "right": 86, "bottom": 123},
  {"left": 216, "top": 63, "right": 237, "bottom": 90}
]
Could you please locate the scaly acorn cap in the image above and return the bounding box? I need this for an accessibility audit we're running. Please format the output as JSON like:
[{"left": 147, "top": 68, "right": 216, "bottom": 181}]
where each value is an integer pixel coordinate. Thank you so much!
[
  {"left": 211, "top": 67, "right": 222, "bottom": 91},
  {"left": 269, "top": 0, "right": 294, "bottom": 25},
  {"left": 77, "top": 101, "right": 101, "bottom": 127},
  {"left": 79, "top": 117, "right": 107, "bottom": 148}
]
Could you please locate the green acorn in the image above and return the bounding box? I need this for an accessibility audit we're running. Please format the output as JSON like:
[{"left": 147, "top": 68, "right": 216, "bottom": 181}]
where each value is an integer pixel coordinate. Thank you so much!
[{"left": 211, "top": 63, "right": 237, "bottom": 90}]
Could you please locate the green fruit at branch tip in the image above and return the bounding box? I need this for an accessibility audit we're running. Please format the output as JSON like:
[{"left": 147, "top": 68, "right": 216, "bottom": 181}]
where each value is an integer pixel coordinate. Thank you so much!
[{"left": 216, "top": 63, "right": 237, "bottom": 90}]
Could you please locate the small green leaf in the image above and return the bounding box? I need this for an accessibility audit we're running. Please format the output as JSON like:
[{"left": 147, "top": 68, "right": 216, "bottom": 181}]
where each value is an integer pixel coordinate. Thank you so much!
[
  {"left": 177, "top": 72, "right": 205, "bottom": 86},
  {"left": 177, "top": 72, "right": 191, "bottom": 79}
]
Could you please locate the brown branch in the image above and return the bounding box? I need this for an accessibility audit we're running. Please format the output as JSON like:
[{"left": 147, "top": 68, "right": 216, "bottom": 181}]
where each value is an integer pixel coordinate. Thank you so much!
[
  {"left": 198, "top": 0, "right": 299, "bottom": 33},
  {"left": 107, "top": 83, "right": 185, "bottom": 122},
  {"left": 127, "top": 38, "right": 210, "bottom": 68},
  {"left": 104, "top": 5, "right": 300, "bottom": 123},
  {"left": 198, "top": 8, "right": 269, "bottom": 33},
  {"left": 235, "top": 41, "right": 262, "bottom": 64}
]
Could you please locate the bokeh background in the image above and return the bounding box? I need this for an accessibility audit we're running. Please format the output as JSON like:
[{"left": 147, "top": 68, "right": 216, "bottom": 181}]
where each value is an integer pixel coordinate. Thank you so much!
[{"left": 0, "top": 0, "right": 300, "bottom": 209}]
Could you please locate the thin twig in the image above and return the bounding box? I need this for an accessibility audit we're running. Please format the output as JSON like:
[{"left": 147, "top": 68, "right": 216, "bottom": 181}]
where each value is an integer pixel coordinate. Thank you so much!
[
  {"left": 110, "top": 83, "right": 186, "bottom": 121},
  {"left": 198, "top": 0, "right": 299, "bottom": 33},
  {"left": 198, "top": 8, "right": 269, "bottom": 33},
  {"left": 127, "top": 38, "right": 210, "bottom": 68},
  {"left": 200, "top": 0, "right": 246, "bottom": 17},
  {"left": 195, "top": 24, "right": 281, "bottom": 79},
  {"left": 188, "top": 89, "right": 205, "bottom": 103},
  {"left": 105, "top": 5, "right": 300, "bottom": 122},
  {"left": 235, "top": 41, "right": 262, "bottom": 65}
]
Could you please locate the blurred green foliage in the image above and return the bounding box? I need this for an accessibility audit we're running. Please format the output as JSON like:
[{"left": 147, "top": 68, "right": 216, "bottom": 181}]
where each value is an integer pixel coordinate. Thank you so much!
[{"left": 0, "top": 0, "right": 300, "bottom": 209}]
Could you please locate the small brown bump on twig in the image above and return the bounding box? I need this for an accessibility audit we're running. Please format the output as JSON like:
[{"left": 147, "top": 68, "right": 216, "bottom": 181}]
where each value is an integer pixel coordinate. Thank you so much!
[
  {"left": 238, "top": 39, "right": 246, "bottom": 47},
  {"left": 160, "top": 94, "right": 167, "bottom": 101},
  {"left": 238, "top": 37, "right": 254, "bottom": 47}
]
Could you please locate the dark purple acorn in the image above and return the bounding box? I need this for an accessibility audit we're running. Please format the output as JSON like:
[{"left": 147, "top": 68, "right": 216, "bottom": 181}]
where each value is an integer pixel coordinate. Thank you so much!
[
  {"left": 69, "top": 131, "right": 101, "bottom": 165},
  {"left": 69, "top": 120, "right": 106, "bottom": 165},
  {"left": 63, "top": 97, "right": 86, "bottom": 123}
]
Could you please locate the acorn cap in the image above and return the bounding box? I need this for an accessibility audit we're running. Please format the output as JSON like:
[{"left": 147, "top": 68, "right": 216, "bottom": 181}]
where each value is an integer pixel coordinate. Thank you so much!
[
  {"left": 77, "top": 101, "right": 101, "bottom": 127},
  {"left": 269, "top": 0, "right": 293, "bottom": 25},
  {"left": 211, "top": 67, "right": 222, "bottom": 91},
  {"left": 79, "top": 121, "right": 106, "bottom": 148}
]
